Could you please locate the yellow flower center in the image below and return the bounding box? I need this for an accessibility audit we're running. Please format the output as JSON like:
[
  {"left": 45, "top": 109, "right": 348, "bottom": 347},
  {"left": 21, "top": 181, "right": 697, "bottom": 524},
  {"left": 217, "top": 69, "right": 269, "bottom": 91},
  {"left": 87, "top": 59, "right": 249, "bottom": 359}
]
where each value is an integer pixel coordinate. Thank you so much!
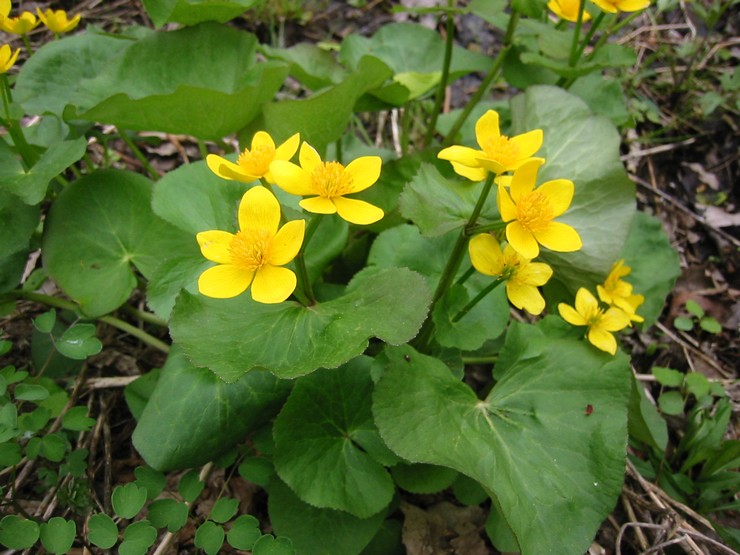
[
  {"left": 482, "top": 135, "right": 520, "bottom": 168},
  {"left": 237, "top": 145, "right": 275, "bottom": 177},
  {"left": 516, "top": 191, "right": 553, "bottom": 233},
  {"left": 312, "top": 161, "right": 353, "bottom": 198},
  {"left": 229, "top": 229, "right": 272, "bottom": 271}
]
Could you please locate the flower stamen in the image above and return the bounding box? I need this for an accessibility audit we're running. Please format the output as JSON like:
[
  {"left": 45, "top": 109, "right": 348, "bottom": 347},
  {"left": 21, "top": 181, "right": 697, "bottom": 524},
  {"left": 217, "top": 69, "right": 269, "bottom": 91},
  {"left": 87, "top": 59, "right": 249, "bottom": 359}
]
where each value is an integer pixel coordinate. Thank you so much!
[
  {"left": 230, "top": 229, "right": 273, "bottom": 271},
  {"left": 482, "top": 135, "right": 520, "bottom": 168},
  {"left": 516, "top": 191, "right": 554, "bottom": 233},
  {"left": 238, "top": 145, "right": 275, "bottom": 177},
  {"left": 312, "top": 162, "right": 353, "bottom": 198}
]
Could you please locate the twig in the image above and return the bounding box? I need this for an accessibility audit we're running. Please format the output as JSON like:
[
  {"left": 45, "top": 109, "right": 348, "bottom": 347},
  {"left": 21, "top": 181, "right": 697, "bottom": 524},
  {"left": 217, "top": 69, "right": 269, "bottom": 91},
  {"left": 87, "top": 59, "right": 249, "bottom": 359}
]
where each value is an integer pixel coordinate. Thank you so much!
[
  {"left": 85, "top": 376, "right": 139, "bottom": 389},
  {"left": 655, "top": 321, "right": 733, "bottom": 379}
]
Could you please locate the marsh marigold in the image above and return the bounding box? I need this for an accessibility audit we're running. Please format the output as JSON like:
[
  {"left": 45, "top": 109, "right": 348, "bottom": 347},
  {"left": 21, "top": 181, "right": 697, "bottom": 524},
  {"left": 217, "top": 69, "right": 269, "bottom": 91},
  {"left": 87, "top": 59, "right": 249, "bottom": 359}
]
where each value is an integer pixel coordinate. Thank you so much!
[
  {"left": 590, "top": 0, "right": 650, "bottom": 13},
  {"left": 196, "top": 186, "right": 305, "bottom": 304},
  {"left": 438, "top": 110, "right": 544, "bottom": 180},
  {"left": 497, "top": 159, "right": 582, "bottom": 259},
  {"left": 597, "top": 259, "right": 644, "bottom": 324},
  {"left": 548, "top": 0, "right": 592, "bottom": 21},
  {"left": 558, "top": 288, "right": 631, "bottom": 355},
  {"left": 0, "top": 11, "right": 39, "bottom": 34},
  {"left": 270, "top": 142, "right": 384, "bottom": 225},
  {"left": 207, "top": 131, "right": 300, "bottom": 184},
  {"left": 36, "top": 8, "right": 81, "bottom": 34},
  {"left": 0, "top": 44, "right": 20, "bottom": 73},
  {"left": 469, "top": 234, "right": 553, "bottom": 315}
]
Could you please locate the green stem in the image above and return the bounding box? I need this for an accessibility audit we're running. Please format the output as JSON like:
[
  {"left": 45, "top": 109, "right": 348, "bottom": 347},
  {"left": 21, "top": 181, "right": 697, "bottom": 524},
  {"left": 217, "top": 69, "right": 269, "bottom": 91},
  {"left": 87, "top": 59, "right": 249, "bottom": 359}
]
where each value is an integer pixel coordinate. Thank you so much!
[
  {"left": 452, "top": 278, "right": 503, "bottom": 323},
  {"left": 424, "top": 0, "right": 456, "bottom": 147},
  {"left": 1, "top": 75, "right": 38, "bottom": 168},
  {"left": 400, "top": 105, "right": 412, "bottom": 156},
  {"left": 119, "top": 131, "right": 161, "bottom": 180},
  {"left": 13, "top": 291, "right": 170, "bottom": 353},
  {"left": 455, "top": 266, "right": 476, "bottom": 286},
  {"left": 21, "top": 34, "right": 33, "bottom": 56},
  {"left": 567, "top": 0, "right": 587, "bottom": 68},
  {"left": 466, "top": 220, "right": 506, "bottom": 236},
  {"left": 121, "top": 304, "right": 168, "bottom": 327},
  {"left": 197, "top": 139, "right": 209, "bottom": 162},
  {"left": 442, "top": 11, "right": 519, "bottom": 147},
  {"left": 335, "top": 138, "right": 343, "bottom": 165},
  {"left": 575, "top": 12, "right": 606, "bottom": 63},
  {"left": 293, "top": 214, "right": 322, "bottom": 306}
]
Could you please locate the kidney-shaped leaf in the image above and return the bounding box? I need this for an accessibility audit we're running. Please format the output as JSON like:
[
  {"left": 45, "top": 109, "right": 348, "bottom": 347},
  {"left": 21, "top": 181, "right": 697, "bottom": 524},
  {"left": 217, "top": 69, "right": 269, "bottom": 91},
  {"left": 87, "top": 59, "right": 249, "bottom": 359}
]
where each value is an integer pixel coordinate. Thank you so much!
[
  {"left": 170, "top": 266, "right": 431, "bottom": 381},
  {"left": 142, "top": 0, "right": 262, "bottom": 28},
  {"left": 373, "top": 322, "right": 631, "bottom": 554}
]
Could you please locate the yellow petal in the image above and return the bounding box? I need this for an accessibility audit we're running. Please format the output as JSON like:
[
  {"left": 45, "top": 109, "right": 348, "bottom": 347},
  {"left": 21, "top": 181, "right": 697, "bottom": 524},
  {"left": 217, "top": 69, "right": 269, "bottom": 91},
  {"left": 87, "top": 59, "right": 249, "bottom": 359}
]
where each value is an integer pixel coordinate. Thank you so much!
[
  {"left": 275, "top": 132, "right": 300, "bottom": 161},
  {"left": 238, "top": 186, "right": 280, "bottom": 234},
  {"left": 497, "top": 183, "right": 518, "bottom": 222},
  {"left": 574, "top": 287, "right": 598, "bottom": 317},
  {"left": 269, "top": 220, "right": 305, "bottom": 266},
  {"left": 437, "top": 145, "right": 483, "bottom": 167},
  {"left": 537, "top": 179, "right": 574, "bottom": 217},
  {"left": 558, "top": 302, "right": 587, "bottom": 326},
  {"left": 207, "top": 154, "right": 257, "bottom": 182},
  {"left": 590, "top": 0, "right": 618, "bottom": 12},
  {"left": 473, "top": 157, "right": 506, "bottom": 176},
  {"left": 507, "top": 282, "right": 546, "bottom": 315},
  {"left": 270, "top": 160, "right": 315, "bottom": 195},
  {"left": 299, "top": 142, "right": 322, "bottom": 174},
  {"left": 509, "top": 159, "right": 544, "bottom": 202},
  {"left": 516, "top": 261, "right": 553, "bottom": 287},
  {"left": 469, "top": 234, "right": 504, "bottom": 277},
  {"left": 533, "top": 221, "right": 582, "bottom": 253},
  {"left": 587, "top": 328, "right": 617, "bottom": 355},
  {"left": 196, "top": 230, "right": 234, "bottom": 264},
  {"left": 251, "top": 265, "right": 297, "bottom": 304},
  {"left": 451, "top": 162, "right": 488, "bottom": 182},
  {"left": 344, "top": 156, "right": 381, "bottom": 193},
  {"left": 510, "top": 129, "right": 543, "bottom": 159},
  {"left": 251, "top": 130, "right": 276, "bottom": 150},
  {"left": 475, "top": 110, "right": 501, "bottom": 149},
  {"left": 601, "top": 307, "right": 631, "bottom": 331},
  {"left": 198, "top": 265, "right": 253, "bottom": 299},
  {"left": 616, "top": 0, "right": 650, "bottom": 11},
  {"left": 332, "top": 196, "right": 384, "bottom": 225},
  {"left": 506, "top": 221, "right": 540, "bottom": 259},
  {"left": 299, "top": 196, "right": 337, "bottom": 214},
  {"left": 1, "top": 0, "right": 10, "bottom": 17}
]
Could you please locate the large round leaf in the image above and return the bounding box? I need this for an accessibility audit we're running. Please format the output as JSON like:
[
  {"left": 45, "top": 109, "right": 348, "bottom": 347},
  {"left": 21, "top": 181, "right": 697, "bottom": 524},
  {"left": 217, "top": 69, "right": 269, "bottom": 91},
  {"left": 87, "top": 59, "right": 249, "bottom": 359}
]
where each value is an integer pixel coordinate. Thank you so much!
[
  {"left": 373, "top": 321, "right": 631, "bottom": 554},
  {"left": 42, "top": 169, "right": 197, "bottom": 317}
]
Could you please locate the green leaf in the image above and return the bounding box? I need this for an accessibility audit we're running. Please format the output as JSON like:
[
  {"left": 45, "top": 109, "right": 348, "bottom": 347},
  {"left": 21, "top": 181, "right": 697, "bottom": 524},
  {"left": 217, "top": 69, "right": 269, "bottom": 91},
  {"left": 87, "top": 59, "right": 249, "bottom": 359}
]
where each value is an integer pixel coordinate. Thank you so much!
[
  {"left": 74, "top": 24, "right": 288, "bottom": 140},
  {"left": 62, "top": 406, "right": 96, "bottom": 431},
  {"left": 628, "top": 373, "right": 668, "bottom": 451},
  {"left": 142, "top": 0, "right": 262, "bottom": 27},
  {"left": 652, "top": 366, "right": 684, "bottom": 387},
  {"left": 452, "top": 474, "right": 489, "bottom": 506},
  {"left": 134, "top": 466, "right": 166, "bottom": 500},
  {"left": 18, "top": 406, "right": 51, "bottom": 433},
  {"left": 273, "top": 358, "right": 394, "bottom": 518},
  {"left": 0, "top": 190, "right": 38, "bottom": 260},
  {"left": 569, "top": 73, "right": 631, "bottom": 127},
  {"left": 259, "top": 56, "right": 391, "bottom": 153},
  {"left": 391, "top": 462, "right": 458, "bottom": 494},
  {"left": 618, "top": 213, "right": 681, "bottom": 327},
  {"left": 685, "top": 373, "right": 711, "bottom": 399},
  {"left": 132, "top": 347, "right": 290, "bottom": 471},
  {"left": 42, "top": 169, "right": 196, "bottom": 317},
  {"left": 657, "top": 391, "right": 685, "bottom": 416},
  {"left": 252, "top": 534, "right": 296, "bottom": 555},
  {"left": 178, "top": 469, "right": 204, "bottom": 503},
  {"left": 510, "top": 86, "right": 636, "bottom": 292},
  {"left": 170, "top": 266, "right": 431, "bottom": 382},
  {"left": 261, "top": 43, "right": 347, "bottom": 90},
  {"left": 373, "top": 322, "right": 631, "bottom": 555},
  {"left": 33, "top": 310, "right": 56, "bottom": 334},
  {"left": 210, "top": 497, "right": 239, "bottom": 524},
  {"left": 56, "top": 324, "right": 102, "bottom": 360},
  {"left": 123, "top": 369, "right": 161, "bottom": 421},
  {"left": 112, "top": 483, "right": 148, "bottom": 520},
  {"left": 194, "top": 521, "right": 225, "bottom": 555},
  {"left": 0, "top": 515, "right": 39, "bottom": 549},
  {"left": 147, "top": 498, "right": 188, "bottom": 532},
  {"left": 673, "top": 316, "right": 694, "bottom": 331},
  {"left": 14, "top": 383, "right": 50, "bottom": 401},
  {"left": 227, "top": 515, "right": 261, "bottom": 550},
  {"left": 119, "top": 520, "right": 157, "bottom": 555},
  {"left": 699, "top": 317, "right": 722, "bottom": 334},
  {"left": 39, "top": 517, "right": 75, "bottom": 555},
  {"left": 0, "top": 442, "right": 22, "bottom": 466},
  {"left": 269, "top": 479, "right": 384, "bottom": 555},
  {"left": 238, "top": 457, "right": 274, "bottom": 488},
  {"left": 87, "top": 513, "right": 118, "bottom": 549}
]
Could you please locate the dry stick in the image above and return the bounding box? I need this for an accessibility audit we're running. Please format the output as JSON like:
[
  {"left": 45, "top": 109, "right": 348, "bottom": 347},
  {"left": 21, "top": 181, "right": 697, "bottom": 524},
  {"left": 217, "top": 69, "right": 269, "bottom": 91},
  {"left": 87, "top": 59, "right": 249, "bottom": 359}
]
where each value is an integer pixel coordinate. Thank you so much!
[
  {"left": 654, "top": 321, "right": 733, "bottom": 379},
  {"left": 620, "top": 493, "right": 651, "bottom": 551}
]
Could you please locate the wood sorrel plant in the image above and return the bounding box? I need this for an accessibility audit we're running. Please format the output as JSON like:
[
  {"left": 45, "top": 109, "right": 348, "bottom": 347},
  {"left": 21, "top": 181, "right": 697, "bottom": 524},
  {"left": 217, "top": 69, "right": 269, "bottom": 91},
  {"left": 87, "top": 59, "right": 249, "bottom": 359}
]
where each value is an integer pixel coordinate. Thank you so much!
[{"left": 0, "top": 0, "right": 684, "bottom": 553}]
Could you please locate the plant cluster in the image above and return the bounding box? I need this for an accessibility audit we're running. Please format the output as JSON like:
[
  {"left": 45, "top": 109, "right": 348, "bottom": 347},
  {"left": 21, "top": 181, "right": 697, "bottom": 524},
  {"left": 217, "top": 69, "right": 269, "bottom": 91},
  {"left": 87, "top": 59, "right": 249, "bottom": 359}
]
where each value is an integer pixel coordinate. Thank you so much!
[{"left": 0, "top": 0, "right": 735, "bottom": 553}]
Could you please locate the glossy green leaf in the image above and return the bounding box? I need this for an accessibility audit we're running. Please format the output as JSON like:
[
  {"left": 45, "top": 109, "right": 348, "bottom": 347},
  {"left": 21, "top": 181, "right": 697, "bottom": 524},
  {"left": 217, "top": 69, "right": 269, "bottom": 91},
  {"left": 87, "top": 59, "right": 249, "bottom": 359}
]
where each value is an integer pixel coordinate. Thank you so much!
[
  {"left": 62, "top": 406, "right": 96, "bottom": 431},
  {"left": 373, "top": 322, "right": 631, "bottom": 555},
  {"left": 170, "top": 266, "right": 431, "bottom": 381},
  {"left": 269, "top": 479, "right": 385, "bottom": 555},
  {"left": 119, "top": 520, "right": 157, "bottom": 555},
  {"left": 0, "top": 442, "right": 21, "bottom": 466},
  {"left": 0, "top": 190, "right": 38, "bottom": 259},
  {"left": 628, "top": 374, "right": 668, "bottom": 451},
  {"left": 142, "top": 0, "right": 262, "bottom": 27},
  {"left": 252, "top": 534, "right": 296, "bottom": 555},
  {"left": 133, "top": 347, "right": 289, "bottom": 471},
  {"left": 510, "top": 86, "right": 636, "bottom": 291},
  {"left": 195, "top": 521, "right": 225, "bottom": 555},
  {"left": 87, "top": 514, "right": 118, "bottom": 549},
  {"left": 0, "top": 515, "right": 39, "bottom": 549},
  {"left": 39, "top": 517, "right": 75, "bottom": 555},
  {"left": 33, "top": 310, "right": 56, "bottom": 334},
  {"left": 134, "top": 466, "right": 166, "bottom": 500},
  {"left": 56, "top": 324, "right": 102, "bottom": 360},
  {"left": 42, "top": 169, "right": 196, "bottom": 317},
  {"left": 148, "top": 499, "right": 188, "bottom": 532},
  {"left": 14, "top": 383, "right": 49, "bottom": 401},
  {"left": 210, "top": 497, "right": 239, "bottom": 523},
  {"left": 178, "top": 469, "right": 204, "bottom": 503},
  {"left": 261, "top": 43, "right": 347, "bottom": 90},
  {"left": 274, "top": 358, "right": 394, "bottom": 518},
  {"left": 227, "top": 515, "right": 261, "bottom": 550},
  {"left": 391, "top": 462, "right": 458, "bottom": 494},
  {"left": 652, "top": 366, "right": 683, "bottom": 387},
  {"left": 124, "top": 369, "right": 161, "bottom": 421},
  {"left": 40, "top": 433, "right": 68, "bottom": 461},
  {"left": 112, "top": 483, "right": 148, "bottom": 519}
]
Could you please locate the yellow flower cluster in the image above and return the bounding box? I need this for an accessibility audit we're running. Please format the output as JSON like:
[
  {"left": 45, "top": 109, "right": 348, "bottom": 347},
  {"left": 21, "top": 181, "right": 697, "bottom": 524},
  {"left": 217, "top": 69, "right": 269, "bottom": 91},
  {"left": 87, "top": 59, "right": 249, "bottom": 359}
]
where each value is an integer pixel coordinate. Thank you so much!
[
  {"left": 199, "top": 131, "right": 385, "bottom": 303},
  {"left": 548, "top": 0, "right": 650, "bottom": 22},
  {"left": 0, "top": 2, "right": 80, "bottom": 35}
]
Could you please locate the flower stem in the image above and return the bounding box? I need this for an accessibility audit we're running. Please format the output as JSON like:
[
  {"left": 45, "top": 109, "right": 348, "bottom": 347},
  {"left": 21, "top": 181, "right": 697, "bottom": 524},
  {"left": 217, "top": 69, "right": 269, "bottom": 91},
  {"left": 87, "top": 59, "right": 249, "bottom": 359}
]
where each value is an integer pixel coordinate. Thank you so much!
[
  {"left": 452, "top": 278, "right": 503, "bottom": 323},
  {"left": 455, "top": 265, "right": 476, "bottom": 286},
  {"left": 293, "top": 214, "right": 322, "bottom": 306},
  {"left": 441, "top": 11, "right": 519, "bottom": 147},
  {"left": 118, "top": 130, "right": 161, "bottom": 180},
  {"left": 1, "top": 74, "right": 38, "bottom": 168},
  {"left": 423, "top": 0, "right": 456, "bottom": 147},
  {"left": 466, "top": 220, "right": 506, "bottom": 236},
  {"left": 21, "top": 34, "right": 34, "bottom": 56},
  {"left": 567, "top": 0, "right": 587, "bottom": 68}
]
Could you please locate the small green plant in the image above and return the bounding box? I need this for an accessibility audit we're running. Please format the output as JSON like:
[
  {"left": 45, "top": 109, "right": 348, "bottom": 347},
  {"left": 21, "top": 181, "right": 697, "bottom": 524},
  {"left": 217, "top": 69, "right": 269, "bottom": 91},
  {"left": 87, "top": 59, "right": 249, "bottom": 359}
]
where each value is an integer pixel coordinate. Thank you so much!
[{"left": 673, "top": 299, "right": 722, "bottom": 334}]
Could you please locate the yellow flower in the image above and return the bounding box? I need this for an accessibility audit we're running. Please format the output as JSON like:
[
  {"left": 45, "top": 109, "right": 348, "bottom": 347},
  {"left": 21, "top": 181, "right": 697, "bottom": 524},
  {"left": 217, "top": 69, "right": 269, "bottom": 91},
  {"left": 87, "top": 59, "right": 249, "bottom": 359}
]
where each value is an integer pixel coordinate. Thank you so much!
[
  {"left": 548, "top": 0, "right": 592, "bottom": 21},
  {"left": 497, "top": 159, "right": 582, "bottom": 259},
  {"left": 207, "top": 131, "right": 299, "bottom": 184},
  {"left": 558, "top": 288, "right": 631, "bottom": 355},
  {"left": 597, "top": 259, "right": 644, "bottom": 323},
  {"left": 270, "top": 142, "right": 384, "bottom": 225},
  {"left": 196, "top": 186, "right": 305, "bottom": 304},
  {"left": 0, "top": 0, "right": 10, "bottom": 18},
  {"left": 590, "top": 0, "right": 650, "bottom": 12},
  {"left": 437, "top": 110, "right": 544, "bottom": 180},
  {"left": 36, "top": 8, "right": 81, "bottom": 34},
  {"left": 469, "top": 234, "right": 553, "bottom": 315},
  {"left": 0, "top": 11, "right": 40, "bottom": 34},
  {"left": 0, "top": 44, "right": 20, "bottom": 73}
]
